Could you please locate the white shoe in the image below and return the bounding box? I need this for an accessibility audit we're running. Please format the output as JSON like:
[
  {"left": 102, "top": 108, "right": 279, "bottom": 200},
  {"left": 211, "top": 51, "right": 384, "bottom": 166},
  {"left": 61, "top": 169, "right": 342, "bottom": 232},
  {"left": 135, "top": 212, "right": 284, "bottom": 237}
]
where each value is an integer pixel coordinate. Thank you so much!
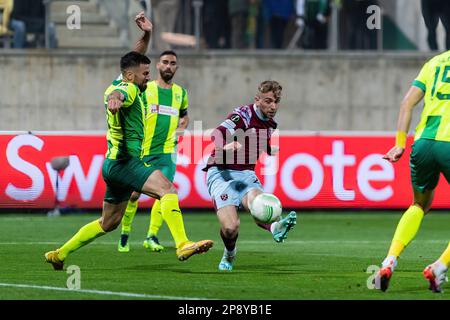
[
  {"left": 374, "top": 256, "right": 397, "bottom": 292},
  {"left": 423, "top": 261, "right": 448, "bottom": 293}
]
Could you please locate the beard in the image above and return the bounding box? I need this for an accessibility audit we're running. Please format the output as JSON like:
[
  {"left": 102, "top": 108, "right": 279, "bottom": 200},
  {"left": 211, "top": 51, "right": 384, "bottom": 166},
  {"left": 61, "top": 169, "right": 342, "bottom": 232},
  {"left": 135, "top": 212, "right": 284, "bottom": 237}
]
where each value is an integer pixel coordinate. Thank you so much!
[
  {"left": 138, "top": 83, "right": 147, "bottom": 92},
  {"left": 160, "top": 70, "right": 174, "bottom": 82}
]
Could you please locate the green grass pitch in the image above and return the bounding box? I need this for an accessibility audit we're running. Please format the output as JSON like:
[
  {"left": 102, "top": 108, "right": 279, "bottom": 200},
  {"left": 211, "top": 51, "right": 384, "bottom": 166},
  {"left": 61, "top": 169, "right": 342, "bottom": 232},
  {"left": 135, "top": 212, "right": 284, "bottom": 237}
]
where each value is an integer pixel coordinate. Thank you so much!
[{"left": 0, "top": 211, "right": 449, "bottom": 300}]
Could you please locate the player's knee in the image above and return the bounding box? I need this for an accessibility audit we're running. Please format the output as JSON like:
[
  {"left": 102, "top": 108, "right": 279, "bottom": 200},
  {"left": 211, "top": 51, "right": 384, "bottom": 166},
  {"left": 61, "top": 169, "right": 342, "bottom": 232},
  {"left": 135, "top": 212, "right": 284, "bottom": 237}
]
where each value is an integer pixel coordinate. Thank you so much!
[
  {"left": 160, "top": 182, "right": 177, "bottom": 197},
  {"left": 222, "top": 225, "right": 239, "bottom": 238},
  {"left": 415, "top": 203, "right": 431, "bottom": 214},
  {"left": 100, "top": 216, "right": 122, "bottom": 232},
  {"left": 129, "top": 191, "right": 141, "bottom": 202}
]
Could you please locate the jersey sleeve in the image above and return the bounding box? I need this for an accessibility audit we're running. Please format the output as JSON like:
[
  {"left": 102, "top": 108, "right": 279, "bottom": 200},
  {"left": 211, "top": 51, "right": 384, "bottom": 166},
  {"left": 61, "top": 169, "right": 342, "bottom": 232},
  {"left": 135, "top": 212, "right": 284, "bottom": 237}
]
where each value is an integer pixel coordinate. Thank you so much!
[
  {"left": 115, "top": 82, "right": 138, "bottom": 108},
  {"left": 211, "top": 111, "right": 248, "bottom": 149},
  {"left": 218, "top": 111, "right": 248, "bottom": 135},
  {"left": 179, "top": 89, "right": 189, "bottom": 117},
  {"left": 412, "top": 62, "right": 429, "bottom": 92}
]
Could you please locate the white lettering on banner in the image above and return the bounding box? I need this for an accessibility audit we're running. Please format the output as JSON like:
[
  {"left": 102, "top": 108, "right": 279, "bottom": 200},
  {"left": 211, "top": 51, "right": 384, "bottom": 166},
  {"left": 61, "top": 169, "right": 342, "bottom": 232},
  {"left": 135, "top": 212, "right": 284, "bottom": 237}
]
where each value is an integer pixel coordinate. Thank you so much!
[
  {"left": 357, "top": 154, "right": 394, "bottom": 201},
  {"left": 323, "top": 140, "right": 356, "bottom": 201},
  {"left": 5, "top": 135, "right": 45, "bottom": 201},
  {"left": 194, "top": 155, "right": 212, "bottom": 201},
  {"left": 46, "top": 155, "right": 104, "bottom": 201},
  {"left": 174, "top": 154, "right": 191, "bottom": 201},
  {"left": 259, "top": 154, "right": 276, "bottom": 194},
  {"left": 281, "top": 154, "right": 324, "bottom": 201}
]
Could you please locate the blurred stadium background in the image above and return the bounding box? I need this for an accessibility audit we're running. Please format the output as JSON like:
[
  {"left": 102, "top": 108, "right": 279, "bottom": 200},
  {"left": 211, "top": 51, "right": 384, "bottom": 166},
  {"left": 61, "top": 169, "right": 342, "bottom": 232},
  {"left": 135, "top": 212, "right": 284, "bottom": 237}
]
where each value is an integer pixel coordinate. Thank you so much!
[{"left": 1, "top": 0, "right": 450, "bottom": 300}]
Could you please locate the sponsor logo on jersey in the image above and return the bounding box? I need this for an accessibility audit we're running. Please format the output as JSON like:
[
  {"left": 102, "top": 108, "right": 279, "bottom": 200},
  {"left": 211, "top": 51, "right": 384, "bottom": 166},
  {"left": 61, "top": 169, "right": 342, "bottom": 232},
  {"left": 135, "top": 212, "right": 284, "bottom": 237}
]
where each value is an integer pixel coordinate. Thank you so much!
[{"left": 149, "top": 104, "right": 179, "bottom": 117}]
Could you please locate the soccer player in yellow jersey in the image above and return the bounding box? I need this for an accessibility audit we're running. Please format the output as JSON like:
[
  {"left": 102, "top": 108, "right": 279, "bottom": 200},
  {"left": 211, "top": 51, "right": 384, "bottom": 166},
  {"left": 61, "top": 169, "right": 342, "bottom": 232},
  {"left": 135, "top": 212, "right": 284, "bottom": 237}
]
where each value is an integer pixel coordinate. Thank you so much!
[
  {"left": 44, "top": 39, "right": 213, "bottom": 271},
  {"left": 114, "top": 12, "right": 194, "bottom": 254},
  {"left": 374, "top": 50, "right": 450, "bottom": 293},
  {"left": 118, "top": 49, "right": 189, "bottom": 253}
]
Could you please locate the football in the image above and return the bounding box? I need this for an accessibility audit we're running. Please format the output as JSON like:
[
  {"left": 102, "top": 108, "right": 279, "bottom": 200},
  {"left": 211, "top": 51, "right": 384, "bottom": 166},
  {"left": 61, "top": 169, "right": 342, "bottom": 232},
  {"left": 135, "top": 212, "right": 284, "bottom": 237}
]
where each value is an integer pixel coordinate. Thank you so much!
[{"left": 250, "top": 193, "right": 282, "bottom": 223}]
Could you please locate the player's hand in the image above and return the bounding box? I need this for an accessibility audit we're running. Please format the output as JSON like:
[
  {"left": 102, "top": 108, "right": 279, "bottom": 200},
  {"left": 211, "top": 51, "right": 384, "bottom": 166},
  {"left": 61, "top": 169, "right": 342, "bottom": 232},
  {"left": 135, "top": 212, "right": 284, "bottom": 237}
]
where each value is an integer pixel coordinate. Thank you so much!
[
  {"left": 382, "top": 146, "right": 405, "bottom": 163},
  {"left": 223, "top": 141, "right": 242, "bottom": 151},
  {"left": 270, "top": 145, "right": 279, "bottom": 156},
  {"left": 135, "top": 11, "right": 152, "bottom": 32},
  {"left": 107, "top": 97, "right": 123, "bottom": 115},
  {"left": 175, "top": 128, "right": 186, "bottom": 138}
]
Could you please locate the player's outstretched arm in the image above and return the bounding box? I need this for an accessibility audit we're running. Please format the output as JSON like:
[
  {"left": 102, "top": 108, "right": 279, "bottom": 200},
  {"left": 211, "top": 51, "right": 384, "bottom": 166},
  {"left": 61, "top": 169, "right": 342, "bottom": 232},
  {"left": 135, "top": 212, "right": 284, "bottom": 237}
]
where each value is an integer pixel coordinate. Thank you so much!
[
  {"left": 133, "top": 11, "right": 153, "bottom": 54},
  {"left": 383, "top": 86, "right": 424, "bottom": 163}
]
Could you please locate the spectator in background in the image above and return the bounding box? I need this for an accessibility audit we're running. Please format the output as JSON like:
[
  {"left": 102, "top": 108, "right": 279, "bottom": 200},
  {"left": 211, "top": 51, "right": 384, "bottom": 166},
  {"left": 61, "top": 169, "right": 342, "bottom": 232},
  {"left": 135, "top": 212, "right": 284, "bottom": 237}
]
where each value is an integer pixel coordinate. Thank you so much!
[
  {"left": 149, "top": 0, "right": 180, "bottom": 51},
  {"left": 228, "top": 0, "right": 250, "bottom": 49},
  {"left": 8, "top": 0, "right": 26, "bottom": 48},
  {"left": 296, "top": 0, "right": 331, "bottom": 50},
  {"left": 421, "top": 0, "right": 450, "bottom": 51},
  {"left": 255, "top": 0, "right": 268, "bottom": 48},
  {"left": 263, "top": 0, "right": 294, "bottom": 49},
  {"left": 340, "top": 0, "right": 378, "bottom": 50},
  {"left": 203, "top": 0, "right": 230, "bottom": 49},
  {"left": 9, "top": 0, "right": 57, "bottom": 48}
]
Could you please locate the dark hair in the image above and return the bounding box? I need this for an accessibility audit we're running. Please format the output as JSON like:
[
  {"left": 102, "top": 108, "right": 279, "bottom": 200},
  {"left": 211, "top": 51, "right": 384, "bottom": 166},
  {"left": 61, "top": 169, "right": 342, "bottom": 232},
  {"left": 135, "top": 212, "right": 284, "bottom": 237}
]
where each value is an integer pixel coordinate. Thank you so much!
[
  {"left": 159, "top": 50, "right": 177, "bottom": 58},
  {"left": 120, "top": 51, "right": 151, "bottom": 72}
]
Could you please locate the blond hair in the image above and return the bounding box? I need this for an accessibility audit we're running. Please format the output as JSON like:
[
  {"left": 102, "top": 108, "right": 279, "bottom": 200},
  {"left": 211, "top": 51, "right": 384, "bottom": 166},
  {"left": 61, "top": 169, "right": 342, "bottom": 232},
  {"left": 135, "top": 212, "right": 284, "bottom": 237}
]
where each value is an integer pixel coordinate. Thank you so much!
[{"left": 258, "top": 80, "right": 282, "bottom": 101}]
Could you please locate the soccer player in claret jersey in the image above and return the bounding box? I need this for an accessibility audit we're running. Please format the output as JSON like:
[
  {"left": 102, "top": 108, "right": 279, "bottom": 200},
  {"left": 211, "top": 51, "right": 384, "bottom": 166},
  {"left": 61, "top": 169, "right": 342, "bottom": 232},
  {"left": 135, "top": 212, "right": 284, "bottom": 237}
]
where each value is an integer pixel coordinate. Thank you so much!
[
  {"left": 203, "top": 80, "right": 297, "bottom": 271},
  {"left": 374, "top": 50, "right": 450, "bottom": 292}
]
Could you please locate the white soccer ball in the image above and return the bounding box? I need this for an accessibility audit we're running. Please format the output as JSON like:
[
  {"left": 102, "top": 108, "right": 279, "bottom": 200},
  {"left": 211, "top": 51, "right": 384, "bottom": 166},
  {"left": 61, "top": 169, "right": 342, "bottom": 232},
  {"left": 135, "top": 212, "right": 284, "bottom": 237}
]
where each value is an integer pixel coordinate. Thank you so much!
[{"left": 250, "top": 193, "right": 282, "bottom": 223}]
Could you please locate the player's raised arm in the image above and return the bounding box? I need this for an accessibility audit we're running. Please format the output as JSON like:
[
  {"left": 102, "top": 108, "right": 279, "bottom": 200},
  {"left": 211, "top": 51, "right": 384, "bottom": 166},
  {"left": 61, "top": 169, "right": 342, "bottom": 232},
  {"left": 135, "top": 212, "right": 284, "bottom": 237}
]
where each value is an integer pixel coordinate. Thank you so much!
[
  {"left": 133, "top": 11, "right": 153, "bottom": 54},
  {"left": 383, "top": 86, "right": 425, "bottom": 163}
]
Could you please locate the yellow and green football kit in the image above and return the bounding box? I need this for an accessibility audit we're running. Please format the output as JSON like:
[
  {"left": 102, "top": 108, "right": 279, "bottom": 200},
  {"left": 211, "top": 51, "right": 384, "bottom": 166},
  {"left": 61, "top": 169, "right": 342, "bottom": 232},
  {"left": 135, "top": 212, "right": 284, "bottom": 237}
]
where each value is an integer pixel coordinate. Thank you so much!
[
  {"left": 387, "top": 51, "right": 450, "bottom": 259},
  {"left": 120, "top": 81, "right": 189, "bottom": 250},
  {"left": 51, "top": 79, "right": 188, "bottom": 263},
  {"left": 102, "top": 80, "right": 159, "bottom": 203}
]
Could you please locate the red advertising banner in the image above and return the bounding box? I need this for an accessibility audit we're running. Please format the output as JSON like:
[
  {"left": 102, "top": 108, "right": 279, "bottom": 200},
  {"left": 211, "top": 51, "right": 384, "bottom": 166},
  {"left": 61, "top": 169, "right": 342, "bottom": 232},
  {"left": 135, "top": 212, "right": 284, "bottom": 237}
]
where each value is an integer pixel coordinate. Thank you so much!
[{"left": 1, "top": 132, "right": 450, "bottom": 209}]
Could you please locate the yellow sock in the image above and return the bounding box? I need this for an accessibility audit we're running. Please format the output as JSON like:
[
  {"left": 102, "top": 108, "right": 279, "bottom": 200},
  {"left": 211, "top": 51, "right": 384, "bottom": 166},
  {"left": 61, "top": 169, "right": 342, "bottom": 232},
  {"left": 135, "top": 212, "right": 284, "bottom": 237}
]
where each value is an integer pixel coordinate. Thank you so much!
[
  {"left": 121, "top": 200, "right": 138, "bottom": 234},
  {"left": 160, "top": 194, "right": 188, "bottom": 248},
  {"left": 388, "top": 205, "right": 424, "bottom": 257},
  {"left": 148, "top": 199, "right": 164, "bottom": 237},
  {"left": 438, "top": 242, "right": 450, "bottom": 267},
  {"left": 58, "top": 219, "right": 106, "bottom": 260}
]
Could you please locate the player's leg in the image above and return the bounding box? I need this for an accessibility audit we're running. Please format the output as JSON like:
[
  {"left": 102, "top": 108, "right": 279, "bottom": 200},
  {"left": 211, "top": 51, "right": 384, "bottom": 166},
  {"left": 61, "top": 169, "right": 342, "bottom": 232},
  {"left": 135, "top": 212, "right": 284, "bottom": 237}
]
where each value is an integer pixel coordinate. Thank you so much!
[
  {"left": 143, "top": 154, "right": 176, "bottom": 252},
  {"left": 139, "top": 169, "right": 213, "bottom": 261},
  {"left": 118, "top": 191, "right": 141, "bottom": 252},
  {"left": 206, "top": 167, "right": 242, "bottom": 270},
  {"left": 423, "top": 141, "right": 450, "bottom": 292},
  {"left": 142, "top": 199, "right": 165, "bottom": 252},
  {"left": 45, "top": 200, "right": 128, "bottom": 270},
  {"left": 45, "top": 158, "right": 136, "bottom": 269},
  {"left": 423, "top": 242, "right": 450, "bottom": 293},
  {"left": 375, "top": 139, "right": 438, "bottom": 291},
  {"left": 241, "top": 173, "right": 297, "bottom": 243},
  {"left": 217, "top": 205, "right": 240, "bottom": 271}
]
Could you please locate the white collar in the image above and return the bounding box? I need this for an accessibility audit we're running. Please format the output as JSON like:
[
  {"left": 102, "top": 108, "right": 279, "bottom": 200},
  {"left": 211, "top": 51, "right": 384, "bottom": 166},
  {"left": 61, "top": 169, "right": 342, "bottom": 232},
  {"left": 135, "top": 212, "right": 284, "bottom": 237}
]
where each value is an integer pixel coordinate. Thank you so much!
[{"left": 253, "top": 104, "right": 269, "bottom": 121}]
